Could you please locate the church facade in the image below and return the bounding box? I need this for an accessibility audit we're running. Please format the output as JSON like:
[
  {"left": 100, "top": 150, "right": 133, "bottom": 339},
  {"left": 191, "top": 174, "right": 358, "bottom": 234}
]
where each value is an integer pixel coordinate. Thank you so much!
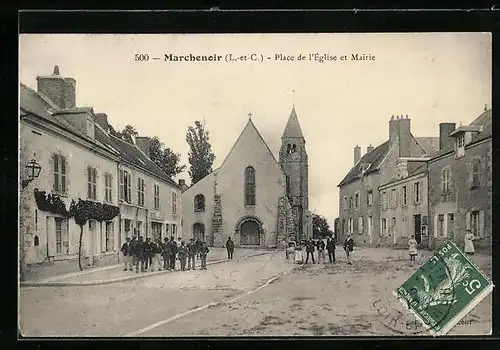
[{"left": 181, "top": 107, "right": 312, "bottom": 248}]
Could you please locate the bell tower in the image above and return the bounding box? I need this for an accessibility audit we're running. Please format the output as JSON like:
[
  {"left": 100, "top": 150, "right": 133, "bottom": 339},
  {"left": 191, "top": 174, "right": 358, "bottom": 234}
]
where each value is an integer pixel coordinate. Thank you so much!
[{"left": 279, "top": 105, "right": 309, "bottom": 242}]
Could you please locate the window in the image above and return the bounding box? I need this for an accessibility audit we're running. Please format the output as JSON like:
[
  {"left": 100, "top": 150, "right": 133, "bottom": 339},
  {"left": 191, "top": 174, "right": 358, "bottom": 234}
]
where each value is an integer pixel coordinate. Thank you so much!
[
  {"left": 104, "top": 173, "right": 113, "bottom": 202},
  {"left": 441, "top": 167, "right": 451, "bottom": 194},
  {"left": 119, "top": 170, "right": 132, "bottom": 203},
  {"left": 354, "top": 192, "right": 359, "bottom": 209},
  {"left": 438, "top": 214, "right": 444, "bottom": 237},
  {"left": 402, "top": 186, "right": 407, "bottom": 206},
  {"left": 34, "top": 235, "right": 39, "bottom": 246},
  {"left": 172, "top": 223, "right": 177, "bottom": 236},
  {"left": 382, "top": 191, "right": 387, "bottom": 210},
  {"left": 53, "top": 154, "right": 67, "bottom": 193},
  {"left": 447, "top": 213, "right": 455, "bottom": 238},
  {"left": 391, "top": 189, "right": 397, "bottom": 208},
  {"left": 349, "top": 197, "right": 353, "bottom": 209},
  {"left": 172, "top": 191, "right": 177, "bottom": 215},
  {"left": 55, "top": 218, "right": 69, "bottom": 254},
  {"left": 194, "top": 194, "right": 205, "bottom": 212},
  {"left": 457, "top": 134, "right": 465, "bottom": 148},
  {"left": 105, "top": 221, "right": 113, "bottom": 252},
  {"left": 154, "top": 184, "right": 160, "bottom": 210},
  {"left": 366, "top": 190, "right": 373, "bottom": 206},
  {"left": 137, "top": 177, "right": 145, "bottom": 206},
  {"left": 136, "top": 221, "right": 142, "bottom": 236},
  {"left": 381, "top": 218, "right": 387, "bottom": 236},
  {"left": 348, "top": 218, "right": 354, "bottom": 233},
  {"left": 244, "top": 166, "right": 256, "bottom": 206},
  {"left": 343, "top": 196, "right": 347, "bottom": 210},
  {"left": 414, "top": 182, "right": 420, "bottom": 203},
  {"left": 87, "top": 167, "right": 97, "bottom": 199},
  {"left": 165, "top": 223, "right": 170, "bottom": 236},
  {"left": 358, "top": 217, "right": 363, "bottom": 234},
  {"left": 472, "top": 159, "right": 481, "bottom": 188},
  {"left": 470, "top": 211, "right": 482, "bottom": 238}
]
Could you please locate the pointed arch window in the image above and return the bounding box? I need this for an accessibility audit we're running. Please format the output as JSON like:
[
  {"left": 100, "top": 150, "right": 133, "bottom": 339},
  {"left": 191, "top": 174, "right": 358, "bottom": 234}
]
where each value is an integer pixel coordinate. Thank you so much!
[
  {"left": 244, "top": 166, "right": 256, "bottom": 206},
  {"left": 194, "top": 194, "right": 205, "bottom": 212}
]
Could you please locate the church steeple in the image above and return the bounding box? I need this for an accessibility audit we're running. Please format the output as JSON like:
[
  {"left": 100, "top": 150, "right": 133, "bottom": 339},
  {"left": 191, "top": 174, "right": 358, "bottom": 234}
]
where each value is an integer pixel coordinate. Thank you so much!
[{"left": 282, "top": 105, "right": 305, "bottom": 139}]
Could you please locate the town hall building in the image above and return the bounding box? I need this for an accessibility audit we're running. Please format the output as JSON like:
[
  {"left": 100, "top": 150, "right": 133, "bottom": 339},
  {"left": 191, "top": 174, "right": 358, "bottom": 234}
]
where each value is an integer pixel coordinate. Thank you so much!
[{"left": 181, "top": 107, "right": 312, "bottom": 248}]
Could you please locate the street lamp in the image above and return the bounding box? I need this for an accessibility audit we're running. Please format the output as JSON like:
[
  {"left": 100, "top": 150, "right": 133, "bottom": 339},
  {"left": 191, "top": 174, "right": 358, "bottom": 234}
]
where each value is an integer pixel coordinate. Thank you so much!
[{"left": 21, "top": 159, "right": 42, "bottom": 189}]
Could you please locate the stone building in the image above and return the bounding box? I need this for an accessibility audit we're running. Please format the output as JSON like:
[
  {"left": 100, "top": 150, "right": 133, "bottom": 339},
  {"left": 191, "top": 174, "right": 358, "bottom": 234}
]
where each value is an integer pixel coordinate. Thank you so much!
[
  {"left": 19, "top": 66, "right": 182, "bottom": 280},
  {"left": 337, "top": 115, "right": 439, "bottom": 246},
  {"left": 181, "top": 107, "right": 311, "bottom": 248},
  {"left": 428, "top": 108, "right": 492, "bottom": 252}
]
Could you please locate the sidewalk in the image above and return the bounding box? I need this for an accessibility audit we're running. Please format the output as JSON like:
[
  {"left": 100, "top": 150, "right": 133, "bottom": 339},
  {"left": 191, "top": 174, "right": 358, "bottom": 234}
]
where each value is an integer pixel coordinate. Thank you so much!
[{"left": 20, "top": 248, "right": 271, "bottom": 287}]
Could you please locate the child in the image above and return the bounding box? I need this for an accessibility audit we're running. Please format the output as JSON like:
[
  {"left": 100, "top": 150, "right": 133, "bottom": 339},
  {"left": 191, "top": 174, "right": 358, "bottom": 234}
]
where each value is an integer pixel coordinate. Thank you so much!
[
  {"left": 286, "top": 242, "right": 296, "bottom": 263},
  {"left": 408, "top": 235, "right": 418, "bottom": 261},
  {"left": 294, "top": 243, "right": 304, "bottom": 264}
]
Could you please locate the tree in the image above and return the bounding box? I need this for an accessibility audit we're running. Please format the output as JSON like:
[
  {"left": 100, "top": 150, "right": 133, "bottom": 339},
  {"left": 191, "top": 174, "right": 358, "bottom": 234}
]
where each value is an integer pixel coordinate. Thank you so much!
[
  {"left": 120, "top": 124, "right": 138, "bottom": 143},
  {"left": 312, "top": 213, "right": 333, "bottom": 239},
  {"left": 186, "top": 120, "right": 216, "bottom": 184},
  {"left": 149, "top": 136, "right": 186, "bottom": 178}
]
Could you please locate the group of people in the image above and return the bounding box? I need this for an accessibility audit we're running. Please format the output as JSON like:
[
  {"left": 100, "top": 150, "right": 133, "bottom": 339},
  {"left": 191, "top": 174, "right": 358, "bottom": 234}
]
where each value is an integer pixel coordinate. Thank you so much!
[
  {"left": 286, "top": 233, "right": 355, "bottom": 265},
  {"left": 407, "top": 228, "right": 479, "bottom": 261},
  {"left": 120, "top": 235, "right": 210, "bottom": 273}
]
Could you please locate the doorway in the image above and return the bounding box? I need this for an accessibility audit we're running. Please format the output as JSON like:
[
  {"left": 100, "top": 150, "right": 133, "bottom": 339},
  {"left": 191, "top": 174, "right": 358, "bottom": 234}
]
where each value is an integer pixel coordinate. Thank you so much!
[
  {"left": 240, "top": 220, "right": 261, "bottom": 245},
  {"left": 193, "top": 223, "right": 205, "bottom": 241},
  {"left": 414, "top": 214, "right": 422, "bottom": 244}
]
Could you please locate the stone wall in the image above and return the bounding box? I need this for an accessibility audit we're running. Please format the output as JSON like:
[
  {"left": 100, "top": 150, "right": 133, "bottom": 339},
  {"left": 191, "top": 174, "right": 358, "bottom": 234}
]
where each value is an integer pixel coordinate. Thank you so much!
[{"left": 212, "top": 194, "right": 223, "bottom": 247}]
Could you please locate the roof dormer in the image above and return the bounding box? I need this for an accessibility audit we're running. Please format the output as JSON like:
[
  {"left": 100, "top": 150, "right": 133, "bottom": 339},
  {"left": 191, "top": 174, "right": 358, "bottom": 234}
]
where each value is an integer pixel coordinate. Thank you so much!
[{"left": 449, "top": 125, "right": 481, "bottom": 158}]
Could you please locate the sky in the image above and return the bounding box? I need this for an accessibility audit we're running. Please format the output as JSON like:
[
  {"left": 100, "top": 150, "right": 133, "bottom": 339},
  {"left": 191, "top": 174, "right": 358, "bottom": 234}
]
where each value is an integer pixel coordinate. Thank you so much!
[{"left": 19, "top": 33, "right": 492, "bottom": 228}]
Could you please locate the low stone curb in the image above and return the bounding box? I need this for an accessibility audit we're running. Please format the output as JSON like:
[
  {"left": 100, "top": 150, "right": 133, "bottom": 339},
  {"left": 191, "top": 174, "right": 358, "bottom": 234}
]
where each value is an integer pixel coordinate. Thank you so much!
[{"left": 20, "top": 251, "right": 271, "bottom": 288}]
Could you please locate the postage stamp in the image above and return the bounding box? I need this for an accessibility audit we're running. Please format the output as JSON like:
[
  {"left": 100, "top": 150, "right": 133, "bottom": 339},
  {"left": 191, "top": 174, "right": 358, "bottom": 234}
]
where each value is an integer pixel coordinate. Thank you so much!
[{"left": 394, "top": 240, "right": 493, "bottom": 336}]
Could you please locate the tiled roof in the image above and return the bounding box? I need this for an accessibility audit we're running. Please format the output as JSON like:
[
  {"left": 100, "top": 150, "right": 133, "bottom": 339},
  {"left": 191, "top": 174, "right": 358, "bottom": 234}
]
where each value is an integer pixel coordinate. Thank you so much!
[
  {"left": 415, "top": 137, "right": 439, "bottom": 155},
  {"left": 20, "top": 83, "right": 180, "bottom": 189},
  {"left": 338, "top": 141, "right": 391, "bottom": 187},
  {"left": 429, "top": 109, "right": 492, "bottom": 160}
]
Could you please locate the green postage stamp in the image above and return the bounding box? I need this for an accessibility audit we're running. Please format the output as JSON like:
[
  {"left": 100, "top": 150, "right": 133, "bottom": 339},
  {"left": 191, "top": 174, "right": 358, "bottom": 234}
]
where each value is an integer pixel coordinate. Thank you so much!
[{"left": 394, "top": 240, "right": 493, "bottom": 336}]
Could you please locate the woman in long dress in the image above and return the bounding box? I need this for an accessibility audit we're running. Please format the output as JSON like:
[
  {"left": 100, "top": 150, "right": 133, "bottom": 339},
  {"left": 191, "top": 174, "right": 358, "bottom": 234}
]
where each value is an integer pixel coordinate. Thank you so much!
[
  {"left": 464, "top": 229, "right": 476, "bottom": 255},
  {"left": 408, "top": 235, "right": 418, "bottom": 261}
]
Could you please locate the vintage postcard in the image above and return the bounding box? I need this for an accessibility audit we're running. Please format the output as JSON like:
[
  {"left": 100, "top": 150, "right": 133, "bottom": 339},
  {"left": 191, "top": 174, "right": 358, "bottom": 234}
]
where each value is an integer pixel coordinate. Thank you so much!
[{"left": 18, "top": 33, "right": 492, "bottom": 337}]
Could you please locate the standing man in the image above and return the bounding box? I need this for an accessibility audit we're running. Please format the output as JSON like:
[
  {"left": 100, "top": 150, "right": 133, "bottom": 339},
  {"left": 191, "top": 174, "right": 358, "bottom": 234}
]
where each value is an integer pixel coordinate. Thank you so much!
[
  {"left": 200, "top": 241, "right": 209, "bottom": 270},
  {"left": 144, "top": 237, "right": 154, "bottom": 271},
  {"left": 343, "top": 233, "right": 354, "bottom": 265},
  {"left": 178, "top": 241, "right": 188, "bottom": 271},
  {"left": 317, "top": 238, "right": 326, "bottom": 263},
  {"left": 162, "top": 237, "right": 172, "bottom": 270},
  {"left": 135, "top": 236, "right": 146, "bottom": 273},
  {"left": 305, "top": 238, "right": 316, "bottom": 264},
  {"left": 169, "top": 236, "right": 178, "bottom": 270},
  {"left": 120, "top": 237, "right": 133, "bottom": 271},
  {"left": 195, "top": 238, "right": 202, "bottom": 260},
  {"left": 130, "top": 235, "right": 138, "bottom": 269},
  {"left": 226, "top": 236, "right": 235, "bottom": 260},
  {"left": 326, "top": 234, "right": 336, "bottom": 263},
  {"left": 187, "top": 238, "right": 197, "bottom": 270}
]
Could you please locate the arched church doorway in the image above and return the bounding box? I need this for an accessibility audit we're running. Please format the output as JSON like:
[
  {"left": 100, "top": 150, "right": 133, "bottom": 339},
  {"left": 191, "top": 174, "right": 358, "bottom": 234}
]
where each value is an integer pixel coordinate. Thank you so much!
[
  {"left": 193, "top": 223, "right": 205, "bottom": 241},
  {"left": 240, "top": 219, "right": 261, "bottom": 246}
]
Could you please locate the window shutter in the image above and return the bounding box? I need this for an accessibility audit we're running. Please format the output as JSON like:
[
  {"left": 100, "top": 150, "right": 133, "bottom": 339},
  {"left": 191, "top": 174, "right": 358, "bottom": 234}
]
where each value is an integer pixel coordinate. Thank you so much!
[
  {"left": 47, "top": 217, "right": 56, "bottom": 257},
  {"left": 467, "top": 162, "right": 473, "bottom": 189},
  {"left": 479, "top": 210, "right": 485, "bottom": 238},
  {"left": 119, "top": 170, "right": 124, "bottom": 201},
  {"left": 466, "top": 212, "right": 471, "bottom": 231},
  {"left": 481, "top": 158, "right": 487, "bottom": 187},
  {"left": 443, "top": 214, "right": 448, "bottom": 238},
  {"left": 127, "top": 173, "right": 132, "bottom": 202},
  {"left": 433, "top": 215, "right": 438, "bottom": 238}
]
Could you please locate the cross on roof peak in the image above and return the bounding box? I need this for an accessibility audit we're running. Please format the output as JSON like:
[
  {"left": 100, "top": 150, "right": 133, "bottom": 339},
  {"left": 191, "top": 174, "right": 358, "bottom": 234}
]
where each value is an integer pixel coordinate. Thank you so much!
[{"left": 248, "top": 112, "right": 253, "bottom": 119}]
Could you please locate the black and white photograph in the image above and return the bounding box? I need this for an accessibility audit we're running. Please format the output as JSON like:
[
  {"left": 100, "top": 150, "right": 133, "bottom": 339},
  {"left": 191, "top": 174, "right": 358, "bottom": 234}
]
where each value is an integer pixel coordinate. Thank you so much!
[{"left": 18, "top": 33, "right": 492, "bottom": 337}]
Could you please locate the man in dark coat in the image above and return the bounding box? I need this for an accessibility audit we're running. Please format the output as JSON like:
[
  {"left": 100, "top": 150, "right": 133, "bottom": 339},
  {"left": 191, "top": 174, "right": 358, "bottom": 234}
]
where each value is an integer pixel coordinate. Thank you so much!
[
  {"left": 326, "top": 234, "right": 336, "bottom": 263},
  {"left": 130, "top": 235, "right": 138, "bottom": 269},
  {"left": 135, "top": 236, "right": 146, "bottom": 273},
  {"left": 195, "top": 238, "right": 202, "bottom": 260},
  {"left": 178, "top": 241, "right": 188, "bottom": 271},
  {"left": 305, "top": 238, "right": 316, "bottom": 264},
  {"left": 144, "top": 237, "right": 154, "bottom": 271},
  {"left": 226, "top": 237, "right": 235, "bottom": 260},
  {"left": 162, "top": 237, "right": 172, "bottom": 270},
  {"left": 169, "top": 236, "right": 178, "bottom": 270},
  {"left": 343, "top": 233, "right": 354, "bottom": 265},
  {"left": 200, "top": 241, "right": 210, "bottom": 270},
  {"left": 187, "top": 238, "right": 197, "bottom": 270},
  {"left": 120, "top": 237, "right": 133, "bottom": 271}
]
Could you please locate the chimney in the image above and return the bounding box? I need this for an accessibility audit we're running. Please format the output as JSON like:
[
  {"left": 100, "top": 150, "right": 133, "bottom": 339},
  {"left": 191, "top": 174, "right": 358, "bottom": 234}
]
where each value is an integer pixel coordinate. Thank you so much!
[
  {"left": 135, "top": 136, "right": 151, "bottom": 156},
  {"left": 389, "top": 115, "right": 399, "bottom": 144},
  {"left": 398, "top": 115, "right": 411, "bottom": 157},
  {"left": 95, "top": 113, "right": 109, "bottom": 131},
  {"left": 367, "top": 144, "right": 374, "bottom": 153},
  {"left": 36, "top": 65, "right": 76, "bottom": 109},
  {"left": 439, "top": 123, "right": 456, "bottom": 150},
  {"left": 354, "top": 145, "right": 361, "bottom": 165}
]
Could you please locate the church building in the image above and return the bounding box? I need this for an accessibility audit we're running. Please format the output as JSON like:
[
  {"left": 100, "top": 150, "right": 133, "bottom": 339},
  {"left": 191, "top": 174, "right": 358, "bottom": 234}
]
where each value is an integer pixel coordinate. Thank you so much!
[{"left": 181, "top": 107, "right": 312, "bottom": 248}]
